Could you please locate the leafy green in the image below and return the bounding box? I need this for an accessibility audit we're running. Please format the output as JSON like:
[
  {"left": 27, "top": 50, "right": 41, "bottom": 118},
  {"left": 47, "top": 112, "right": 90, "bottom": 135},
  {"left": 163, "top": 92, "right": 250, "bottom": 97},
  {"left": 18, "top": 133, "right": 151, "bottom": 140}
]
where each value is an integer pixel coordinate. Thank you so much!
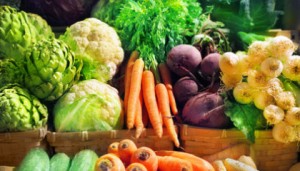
[
  {"left": 201, "top": 0, "right": 281, "bottom": 51},
  {"left": 92, "top": 0, "right": 208, "bottom": 69},
  {"left": 223, "top": 92, "right": 267, "bottom": 143}
]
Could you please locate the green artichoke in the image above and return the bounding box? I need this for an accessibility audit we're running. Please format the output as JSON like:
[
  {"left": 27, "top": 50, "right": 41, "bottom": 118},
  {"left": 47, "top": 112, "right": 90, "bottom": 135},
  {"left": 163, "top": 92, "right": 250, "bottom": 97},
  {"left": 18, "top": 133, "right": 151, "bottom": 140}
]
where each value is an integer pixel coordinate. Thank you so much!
[
  {"left": 0, "top": 84, "right": 48, "bottom": 132},
  {"left": 0, "top": 58, "right": 24, "bottom": 88},
  {"left": 23, "top": 38, "right": 83, "bottom": 101},
  {"left": 0, "top": 5, "right": 54, "bottom": 60}
]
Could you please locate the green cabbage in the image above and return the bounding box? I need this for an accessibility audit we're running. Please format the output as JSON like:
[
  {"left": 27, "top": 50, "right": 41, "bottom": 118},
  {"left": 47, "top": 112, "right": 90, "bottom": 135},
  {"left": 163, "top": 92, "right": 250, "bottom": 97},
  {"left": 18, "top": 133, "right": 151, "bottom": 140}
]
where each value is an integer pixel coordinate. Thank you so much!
[
  {"left": 0, "top": 6, "right": 54, "bottom": 60},
  {"left": 0, "top": 84, "right": 48, "bottom": 132},
  {"left": 53, "top": 79, "right": 124, "bottom": 132}
]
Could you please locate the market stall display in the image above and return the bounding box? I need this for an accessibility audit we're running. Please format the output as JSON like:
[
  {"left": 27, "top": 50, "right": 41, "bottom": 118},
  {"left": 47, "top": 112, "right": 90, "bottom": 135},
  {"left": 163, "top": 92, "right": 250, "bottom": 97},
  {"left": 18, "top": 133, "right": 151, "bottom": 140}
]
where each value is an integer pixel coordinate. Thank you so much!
[{"left": 0, "top": 0, "right": 299, "bottom": 170}]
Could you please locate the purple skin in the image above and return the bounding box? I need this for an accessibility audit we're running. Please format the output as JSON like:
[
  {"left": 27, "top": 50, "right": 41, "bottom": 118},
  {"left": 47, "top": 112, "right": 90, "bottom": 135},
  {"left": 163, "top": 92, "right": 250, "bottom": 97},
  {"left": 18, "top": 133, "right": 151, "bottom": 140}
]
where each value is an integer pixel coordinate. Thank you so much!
[
  {"left": 200, "top": 52, "right": 221, "bottom": 77},
  {"left": 173, "top": 76, "right": 201, "bottom": 107},
  {"left": 182, "top": 92, "right": 231, "bottom": 128},
  {"left": 167, "top": 44, "right": 202, "bottom": 77}
]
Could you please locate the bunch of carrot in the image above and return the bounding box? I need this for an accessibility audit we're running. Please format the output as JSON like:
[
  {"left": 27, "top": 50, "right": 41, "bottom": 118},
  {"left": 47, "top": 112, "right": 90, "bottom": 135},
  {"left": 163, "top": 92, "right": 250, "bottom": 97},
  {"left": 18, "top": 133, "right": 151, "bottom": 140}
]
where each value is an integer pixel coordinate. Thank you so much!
[
  {"left": 123, "top": 51, "right": 180, "bottom": 147},
  {"left": 94, "top": 139, "right": 215, "bottom": 171}
]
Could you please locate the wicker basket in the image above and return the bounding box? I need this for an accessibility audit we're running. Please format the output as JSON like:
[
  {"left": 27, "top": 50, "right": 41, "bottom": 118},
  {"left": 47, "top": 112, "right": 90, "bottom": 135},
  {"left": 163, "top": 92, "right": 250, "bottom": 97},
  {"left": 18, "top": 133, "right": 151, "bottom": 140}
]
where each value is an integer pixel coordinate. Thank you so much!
[
  {"left": 180, "top": 124, "right": 298, "bottom": 171},
  {"left": 47, "top": 128, "right": 175, "bottom": 157},
  {"left": 0, "top": 128, "right": 48, "bottom": 167}
]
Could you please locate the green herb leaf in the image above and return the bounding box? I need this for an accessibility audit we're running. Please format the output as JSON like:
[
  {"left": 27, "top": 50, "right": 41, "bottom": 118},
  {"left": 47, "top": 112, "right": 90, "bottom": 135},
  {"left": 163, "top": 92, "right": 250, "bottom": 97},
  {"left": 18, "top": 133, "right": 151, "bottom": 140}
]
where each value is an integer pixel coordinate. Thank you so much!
[{"left": 224, "top": 93, "right": 264, "bottom": 143}]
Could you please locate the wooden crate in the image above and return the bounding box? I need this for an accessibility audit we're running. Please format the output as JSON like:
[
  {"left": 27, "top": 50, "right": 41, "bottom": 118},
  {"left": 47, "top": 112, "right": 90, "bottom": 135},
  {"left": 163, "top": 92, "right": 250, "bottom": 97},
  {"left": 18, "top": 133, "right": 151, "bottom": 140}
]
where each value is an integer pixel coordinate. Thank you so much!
[
  {"left": 0, "top": 128, "right": 48, "bottom": 167},
  {"left": 47, "top": 128, "right": 175, "bottom": 157},
  {"left": 180, "top": 124, "right": 298, "bottom": 171}
]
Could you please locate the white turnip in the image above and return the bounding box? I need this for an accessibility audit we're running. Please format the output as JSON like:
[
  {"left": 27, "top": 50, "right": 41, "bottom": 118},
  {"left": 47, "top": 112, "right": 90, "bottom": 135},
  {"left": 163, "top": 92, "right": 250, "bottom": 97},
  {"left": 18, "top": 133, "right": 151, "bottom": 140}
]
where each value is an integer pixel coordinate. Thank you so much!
[{"left": 182, "top": 92, "right": 232, "bottom": 128}]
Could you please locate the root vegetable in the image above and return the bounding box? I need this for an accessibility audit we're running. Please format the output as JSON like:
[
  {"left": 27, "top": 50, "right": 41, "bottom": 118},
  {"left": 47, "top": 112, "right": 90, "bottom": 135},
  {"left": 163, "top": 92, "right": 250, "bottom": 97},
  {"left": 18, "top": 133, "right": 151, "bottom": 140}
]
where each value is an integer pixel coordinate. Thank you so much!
[
  {"left": 182, "top": 92, "right": 231, "bottom": 128},
  {"left": 233, "top": 82, "right": 254, "bottom": 104},
  {"left": 282, "top": 55, "right": 300, "bottom": 81},
  {"left": 166, "top": 44, "right": 202, "bottom": 77},
  {"left": 173, "top": 76, "right": 200, "bottom": 107},
  {"left": 247, "top": 69, "right": 269, "bottom": 88},
  {"left": 221, "top": 72, "right": 243, "bottom": 89},
  {"left": 260, "top": 57, "right": 283, "bottom": 78},
  {"left": 253, "top": 91, "right": 275, "bottom": 110},
  {"left": 200, "top": 52, "right": 221, "bottom": 77},
  {"left": 272, "top": 121, "right": 297, "bottom": 143},
  {"left": 274, "top": 91, "right": 296, "bottom": 110},
  {"left": 263, "top": 104, "right": 285, "bottom": 125},
  {"left": 285, "top": 107, "right": 300, "bottom": 126},
  {"left": 219, "top": 52, "right": 240, "bottom": 74},
  {"left": 247, "top": 40, "right": 269, "bottom": 65}
]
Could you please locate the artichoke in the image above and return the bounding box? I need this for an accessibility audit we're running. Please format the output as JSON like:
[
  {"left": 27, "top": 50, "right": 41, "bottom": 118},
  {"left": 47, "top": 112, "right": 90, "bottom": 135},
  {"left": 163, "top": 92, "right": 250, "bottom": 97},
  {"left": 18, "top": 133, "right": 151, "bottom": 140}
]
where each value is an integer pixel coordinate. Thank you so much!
[
  {"left": 0, "top": 5, "right": 54, "bottom": 60},
  {"left": 0, "top": 84, "right": 48, "bottom": 132},
  {"left": 23, "top": 38, "right": 83, "bottom": 101},
  {"left": 0, "top": 58, "right": 24, "bottom": 88}
]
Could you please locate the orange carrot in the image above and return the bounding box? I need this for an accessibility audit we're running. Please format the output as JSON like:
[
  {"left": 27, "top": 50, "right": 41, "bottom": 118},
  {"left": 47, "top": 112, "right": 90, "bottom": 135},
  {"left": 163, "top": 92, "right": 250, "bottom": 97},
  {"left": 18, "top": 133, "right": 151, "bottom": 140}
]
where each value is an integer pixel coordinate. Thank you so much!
[
  {"left": 107, "top": 142, "right": 120, "bottom": 157},
  {"left": 124, "top": 51, "right": 139, "bottom": 112},
  {"left": 201, "top": 143, "right": 250, "bottom": 163},
  {"left": 157, "top": 155, "right": 193, "bottom": 171},
  {"left": 142, "top": 70, "right": 163, "bottom": 138},
  {"left": 158, "top": 62, "right": 178, "bottom": 115},
  {"left": 155, "top": 150, "right": 215, "bottom": 171},
  {"left": 95, "top": 153, "right": 125, "bottom": 171},
  {"left": 130, "top": 147, "right": 158, "bottom": 171},
  {"left": 125, "top": 163, "right": 147, "bottom": 171},
  {"left": 155, "top": 83, "right": 180, "bottom": 147},
  {"left": 118, "top": 139, "right": 138, "bottom": 167},
  {"left": 134, "top": 90, "right": 144, "bottom": 139},
  {"left": 127, "top": 58, "right": 144, "bottom": 129}
]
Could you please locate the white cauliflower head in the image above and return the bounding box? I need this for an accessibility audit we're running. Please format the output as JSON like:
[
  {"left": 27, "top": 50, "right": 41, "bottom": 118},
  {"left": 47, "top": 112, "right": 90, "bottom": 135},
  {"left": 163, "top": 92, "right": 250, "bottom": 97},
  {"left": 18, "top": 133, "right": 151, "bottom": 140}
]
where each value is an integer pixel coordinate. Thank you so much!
[{"left": 61, "top": 18, "right": 124, "bottom": 82}]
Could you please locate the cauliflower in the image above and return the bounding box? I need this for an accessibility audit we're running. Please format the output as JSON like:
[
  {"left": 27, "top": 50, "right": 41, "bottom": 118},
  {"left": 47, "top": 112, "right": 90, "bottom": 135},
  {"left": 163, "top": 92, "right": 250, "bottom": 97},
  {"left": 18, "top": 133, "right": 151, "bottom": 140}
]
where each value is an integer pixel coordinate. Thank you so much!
[{"left": 60, "top": 18, "right": 124, "bottom": 82}]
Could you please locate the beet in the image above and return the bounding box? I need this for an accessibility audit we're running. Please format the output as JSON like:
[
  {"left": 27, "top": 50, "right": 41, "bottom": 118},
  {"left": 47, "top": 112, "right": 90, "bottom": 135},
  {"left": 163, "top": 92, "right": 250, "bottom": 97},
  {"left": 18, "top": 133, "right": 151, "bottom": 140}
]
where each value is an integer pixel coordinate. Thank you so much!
[
  {"left": 182, "top": 92, "right": 232, "bottom": 128},
  {"left": 200, "top": 52, "right": 221, "bottom": 77},
  {"left": 173, "top": 76, "right": 201, "bottom": 107},
  {"left": 167, "top": 44, "right": 202, "bottom": 77}
]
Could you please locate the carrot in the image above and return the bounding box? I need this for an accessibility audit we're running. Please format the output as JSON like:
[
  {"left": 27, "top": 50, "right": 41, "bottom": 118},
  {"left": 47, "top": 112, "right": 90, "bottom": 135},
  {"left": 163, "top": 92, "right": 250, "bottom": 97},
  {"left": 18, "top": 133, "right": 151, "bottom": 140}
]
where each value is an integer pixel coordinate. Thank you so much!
[
  {"left": 95, "top": 153, "right": 125, "bottom": 171},
  {"left": 142, "top": 101, "right": 149, "bottom": 127},
  {"left": 134, "top": 90, "right": 144, "bottom": 139},
  {"left": 125, "top": 163, "right": 147, "bottom": 171},
  {"left": 201, "top": 143, "right": 250, "bottom": 163},
  {"left": 124, "top": 51, "right": 139, "bottom": 112},
  {"left": 107, "top": 142, "right": 120, "bottom": 157},
  {"left": 155, "top": 150, "right": 215, "bottom": 171},
  {"left": 130, "top": 147, "right": 158, "bottom": 171},
  {"left": 158, "top": 62, "right": 178, "bottom": 115},
  {"left": 126, "top": 58, "right": 144, "bottom": 129},
  {"left": 157, "top": 155, "right": 193, "bottom": 171},
  {"left": 118, "top": 139, "right": 138, "bottom": 167},
  {"left": 155, "top": 83, "right": 180, "bottom": 147},
  {"left": 142, "top": 70, "right": 163, "bottom": 138}
]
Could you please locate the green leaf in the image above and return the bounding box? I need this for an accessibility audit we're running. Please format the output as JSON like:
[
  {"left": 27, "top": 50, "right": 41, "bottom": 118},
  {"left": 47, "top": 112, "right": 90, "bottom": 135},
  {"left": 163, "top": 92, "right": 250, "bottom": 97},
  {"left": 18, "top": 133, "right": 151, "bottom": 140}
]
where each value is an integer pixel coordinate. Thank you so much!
[{"left": 224, "top": 94, "right": 263, "bottom": 143}]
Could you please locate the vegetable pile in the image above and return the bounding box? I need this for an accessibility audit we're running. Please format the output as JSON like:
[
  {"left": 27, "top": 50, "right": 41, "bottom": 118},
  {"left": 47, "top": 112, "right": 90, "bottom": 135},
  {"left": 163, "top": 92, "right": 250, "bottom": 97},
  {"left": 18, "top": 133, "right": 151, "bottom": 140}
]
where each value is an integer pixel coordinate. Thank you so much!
[{"left": 220, "top": 36, "right": 300, "bottom": 143}]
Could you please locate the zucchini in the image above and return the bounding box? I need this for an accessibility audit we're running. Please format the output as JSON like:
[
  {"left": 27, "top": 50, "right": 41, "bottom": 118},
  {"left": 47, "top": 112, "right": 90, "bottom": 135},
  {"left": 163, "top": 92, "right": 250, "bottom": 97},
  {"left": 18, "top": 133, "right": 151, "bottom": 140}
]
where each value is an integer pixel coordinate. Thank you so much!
[
  {"left": 69, "top": 149, "right": 98, "bottom": 171},
  {"left": 50, "top": 153, "right": 71, "bottom": 171},
  {"left": 17, "top": 148, "right": 50, "bottom": 171}
]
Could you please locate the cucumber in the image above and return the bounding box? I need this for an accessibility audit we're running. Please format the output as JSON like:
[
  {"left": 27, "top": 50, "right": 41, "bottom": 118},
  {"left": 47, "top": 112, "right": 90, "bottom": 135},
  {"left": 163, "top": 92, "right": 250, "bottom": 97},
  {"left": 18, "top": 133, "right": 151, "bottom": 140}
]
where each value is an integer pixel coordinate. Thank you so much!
[
  {"left": 17, "top": 148, "right": 50, "bottom": 171},
  {"left": 50, "top": 153, "right": 71, "bottom": 171},
  {"left": 69, "top": 149, "right": 98, "bottom": 171}
]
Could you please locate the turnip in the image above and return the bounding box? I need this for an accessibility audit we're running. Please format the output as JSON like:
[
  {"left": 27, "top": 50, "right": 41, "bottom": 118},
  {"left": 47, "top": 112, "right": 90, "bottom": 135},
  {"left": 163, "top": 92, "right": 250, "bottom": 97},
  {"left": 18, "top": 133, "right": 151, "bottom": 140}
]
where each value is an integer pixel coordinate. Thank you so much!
[
  {"left": 173, "top": 76, "right": 202, "bottom": 108},
  {"left": 182, "top": 91, "right": 232, "bottom": 128},
  {"left": 167, "top": 44, "right": 202, "bottom": 77}
]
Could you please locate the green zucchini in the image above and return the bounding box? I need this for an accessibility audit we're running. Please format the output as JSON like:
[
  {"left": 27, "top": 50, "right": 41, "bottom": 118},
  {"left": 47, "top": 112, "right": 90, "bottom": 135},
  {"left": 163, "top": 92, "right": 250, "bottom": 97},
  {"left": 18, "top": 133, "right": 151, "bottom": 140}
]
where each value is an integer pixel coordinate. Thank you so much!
[
  {"left": 17, "top": 148, "right": 50, "bottom": 171},
  {"left": 69, "top": 149, "right": 98, "bottom": 171},
  {"left": 50, "top": 153, "right": 71, "bottom": 171}
]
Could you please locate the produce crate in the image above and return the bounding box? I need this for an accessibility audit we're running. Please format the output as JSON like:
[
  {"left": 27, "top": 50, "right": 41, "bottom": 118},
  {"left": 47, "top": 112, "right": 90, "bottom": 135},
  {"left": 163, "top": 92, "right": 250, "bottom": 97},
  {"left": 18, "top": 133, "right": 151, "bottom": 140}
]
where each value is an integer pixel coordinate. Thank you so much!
[
  {"left": 180, "top": 124, "right": 298, "bottom": 171},
  {"left": 0, "top": 128, "right": 48, "bottom": 167},
  {"left": 0, "top": 166, "right": 14, "bottom": 171},
  {"left": 47, "top": 128, "right": 175, "bottom": 157}
]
